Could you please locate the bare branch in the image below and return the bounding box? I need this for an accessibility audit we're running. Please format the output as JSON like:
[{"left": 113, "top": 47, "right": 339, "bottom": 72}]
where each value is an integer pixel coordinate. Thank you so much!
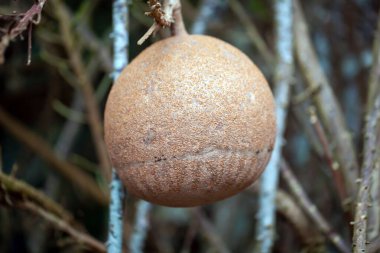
[
  {"left": 281, "top": 160, "right": 350, "bottom": 253},
  {"left": 129, "top": 201, "right": 152, "bottom": 253},
  {"left": 227, "top": 0, "right": 274, "bottom": 67},
  {"left": 294, "top": 0, "right": 359, "bottom": 201},
  {"left": 20, "top": 201, "right": 106, "bottom": 253},
  {"left": 352, "top": 96, "right": 380, "bottom": 253},
  {"left": 107, "top": 0, "right": 129, "bottom": 252},
  {"left": 255, "top": 0, "right": 293, "bottom": 252}
]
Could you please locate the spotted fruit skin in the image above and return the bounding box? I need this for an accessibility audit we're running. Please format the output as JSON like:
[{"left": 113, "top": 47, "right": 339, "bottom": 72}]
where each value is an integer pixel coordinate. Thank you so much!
[{"left": 105, "top": 35, "right": 276, "bottom": 207}]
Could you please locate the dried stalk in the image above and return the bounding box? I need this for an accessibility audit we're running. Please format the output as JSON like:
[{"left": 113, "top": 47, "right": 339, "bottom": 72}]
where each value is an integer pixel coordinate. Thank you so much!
[
  {"left": 294, "top": 0, "right": 359, "bottom": 200},
  {"left": 0, "top": 107, "right": 108, "bottom": 205},
  {"left": 138, "top": 0, "right": 187, "bottom": 45},
  {"left": 52, "top": 0, "right": 111, "bottom": 182},
  {"left": 255, "top": 0, "right": 293, "bottom": 252},
  {"left": 0, "top": 0, "right": 47, "bottom": 64},
  {"left": 281, "top": 160, "right": 350, "bottom": 253},
  {"left": 352, "top": 96, "right": 380, "bottom": 253}
]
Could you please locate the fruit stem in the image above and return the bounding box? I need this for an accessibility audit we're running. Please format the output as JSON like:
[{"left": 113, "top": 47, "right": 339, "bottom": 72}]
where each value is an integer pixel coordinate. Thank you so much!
[{"left": 165, "top": 0, "right": 188, "bottom": 36}]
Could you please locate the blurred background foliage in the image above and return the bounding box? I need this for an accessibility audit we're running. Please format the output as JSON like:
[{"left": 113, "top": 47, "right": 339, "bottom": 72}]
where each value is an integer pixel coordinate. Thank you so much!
[{"left": 0, "top": 0, "right": 380, "bottom": 252}]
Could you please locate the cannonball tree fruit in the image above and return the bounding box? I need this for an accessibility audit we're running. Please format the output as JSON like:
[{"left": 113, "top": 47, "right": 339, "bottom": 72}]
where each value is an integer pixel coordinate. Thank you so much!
[{"left": 104, "top": 34, "right": 276, "bottom": 207}]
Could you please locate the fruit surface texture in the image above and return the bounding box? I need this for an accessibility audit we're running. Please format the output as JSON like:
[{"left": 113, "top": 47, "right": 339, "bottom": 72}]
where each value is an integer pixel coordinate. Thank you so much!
[{"left": 105, "top": 35, "right": 276, "bottom": 207}]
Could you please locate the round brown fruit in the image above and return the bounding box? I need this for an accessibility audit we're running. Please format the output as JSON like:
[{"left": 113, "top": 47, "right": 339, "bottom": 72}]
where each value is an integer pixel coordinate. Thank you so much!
[{"left": 104, "top": 34, "right": 276, "bottom": 207}]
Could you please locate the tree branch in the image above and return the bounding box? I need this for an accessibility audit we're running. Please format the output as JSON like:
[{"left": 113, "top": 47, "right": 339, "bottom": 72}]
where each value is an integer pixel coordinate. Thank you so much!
[
  {"left": 281, "top": 160, "right": 350, "bottom": 253},
  {"left": 255, "top": 0, "right": 293, "bottom": 252},
  {"left": 294, "top": 0, "right": 359, "bottom": 201},
  {"left": 366, "top": 7, "right": 380, "bottom": 242},
  {"left": 352, "top": 96, "right": 380, "bottom": 253},
  {"left": 107, "top": 0, "right": 129, "bottom": 252},
  {"left": 129, "top": 201, "right": 152, "bottom": 253}
]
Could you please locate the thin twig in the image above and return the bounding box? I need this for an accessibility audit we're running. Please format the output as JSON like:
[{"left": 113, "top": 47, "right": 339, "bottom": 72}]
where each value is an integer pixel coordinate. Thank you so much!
[
  {"left": 294, "top": 0, "right": 359, "bottom": 200},
  {"left": 255, "top": 0, "right": 293, "bottom": 252},
  {"left": 281, "top": 160, "right": 351, "bottom": 253},
  {"left": 308, "top": 106, "right": 349, "bottom": 207},
  {"left": 19, "top": 201, "right": 106, "bottom": 253},
  {"left": 352, "top": 96, "right": 380, "bottom": 253},
  {"left": 166, "top": 0, "right": 187, "bottom": 36},
  {"left": 107, "top": 0, "right": 129, "bottom": 252},
  {"left": 275, "top": 190, "right": 323, "bottom": 246},
  {"left": 291, "top": 78, "right": 324, "bottom": 157},
  {"left": 227, "top": 0, "right": 274, "bottom": 67},
  {"left": 0, "top": 107, "right": 109, "bottom": 205},
  {"left": 52, "top": 0, "right": 111, "bottom": 182}
]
